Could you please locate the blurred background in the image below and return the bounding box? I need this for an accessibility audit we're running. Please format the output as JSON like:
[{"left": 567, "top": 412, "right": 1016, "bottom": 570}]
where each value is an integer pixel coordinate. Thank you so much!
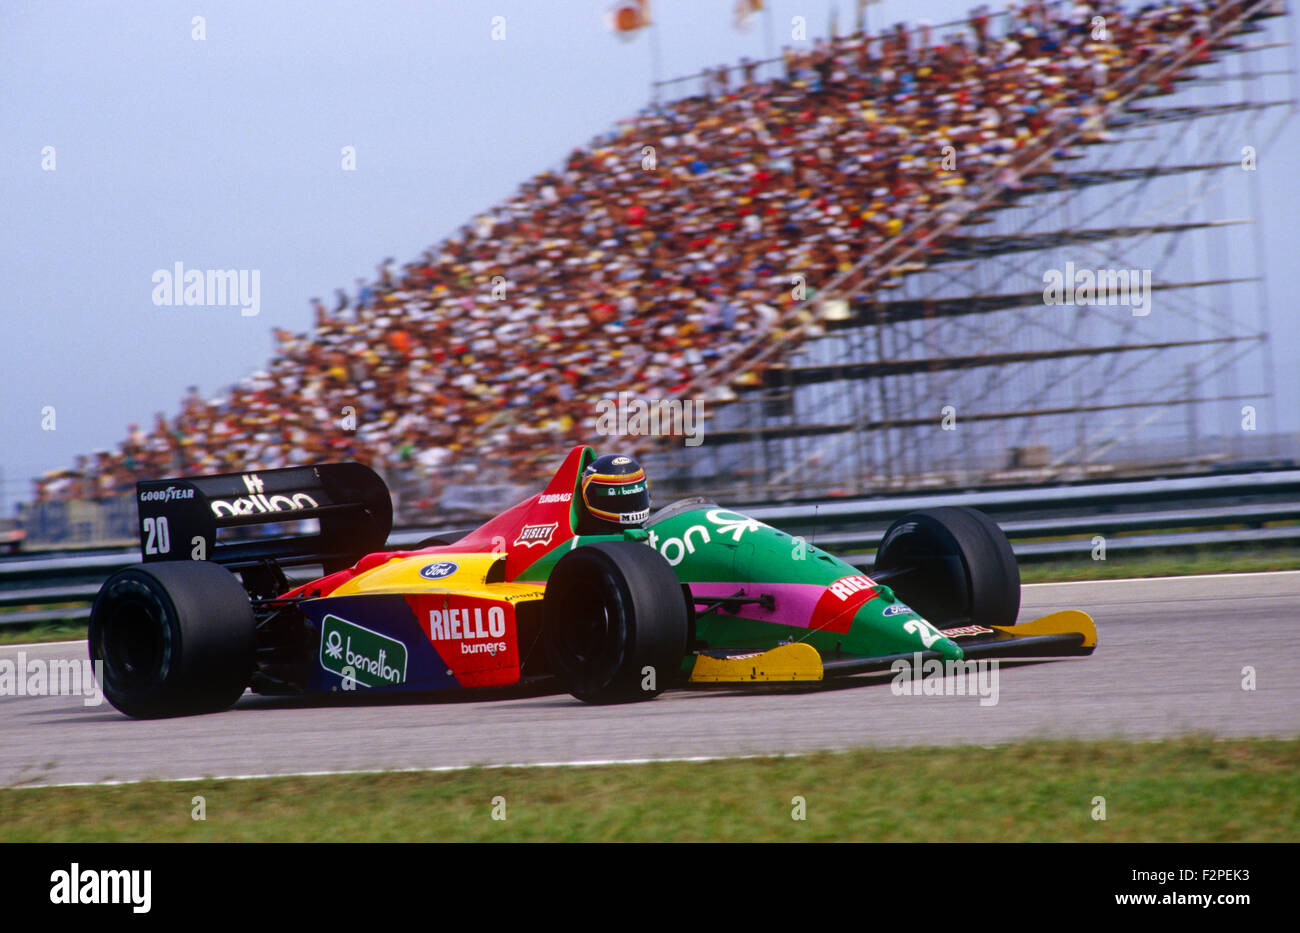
[{"left": 2, "top": 0, "right": 1297, "bottom": 563}]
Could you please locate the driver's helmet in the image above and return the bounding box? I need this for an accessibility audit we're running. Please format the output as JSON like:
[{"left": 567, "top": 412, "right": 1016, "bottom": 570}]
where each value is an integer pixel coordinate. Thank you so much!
[{"left": 581, "top": 454, "right": 651, "bottom": 528}]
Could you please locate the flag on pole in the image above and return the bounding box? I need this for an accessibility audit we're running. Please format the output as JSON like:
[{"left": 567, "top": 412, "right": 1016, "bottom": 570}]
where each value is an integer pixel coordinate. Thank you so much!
[
  {"left": 734, "top": 0, "right": 763, "bottom": 32},
  {"left": 608, "top": 1, "right": 652, "bottom": 38}
]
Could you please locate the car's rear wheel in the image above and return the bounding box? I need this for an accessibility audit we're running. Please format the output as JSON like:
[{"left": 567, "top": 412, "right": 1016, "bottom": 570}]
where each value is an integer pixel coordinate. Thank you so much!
[
  {"left": 873, "top": 506, "right": 1020, "bottom": 628},
  {"left": 543, "top": 541, "right": 688, "bottom": 704},
  {"left": 88, "top": 561, "right": 256, "bottom": 718}
]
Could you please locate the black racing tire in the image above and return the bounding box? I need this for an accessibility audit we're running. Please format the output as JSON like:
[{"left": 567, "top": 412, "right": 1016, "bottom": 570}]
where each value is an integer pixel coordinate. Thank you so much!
[
  {"left": 542, "top": 541, "right": 689, "bottom": 704},
  {"left": 88, "top": 561, "right": 256, "bottom": 718},
  {"left": 873, "top": 506, "right": 1020, "bottom": 628}
]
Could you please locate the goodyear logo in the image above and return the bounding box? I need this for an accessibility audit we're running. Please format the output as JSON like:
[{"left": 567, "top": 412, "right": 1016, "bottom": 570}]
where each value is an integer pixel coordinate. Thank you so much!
[{"left": 320, "top": 614, "right": 407, "bottom": 688}]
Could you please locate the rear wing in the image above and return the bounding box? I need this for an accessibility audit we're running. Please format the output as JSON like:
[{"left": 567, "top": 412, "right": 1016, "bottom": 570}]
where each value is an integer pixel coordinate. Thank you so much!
[{"left": 135, "top": 463, "right": 392, "bottom": 575}]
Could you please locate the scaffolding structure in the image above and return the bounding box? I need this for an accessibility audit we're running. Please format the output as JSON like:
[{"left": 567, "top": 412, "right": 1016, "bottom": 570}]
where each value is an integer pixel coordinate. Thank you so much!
[{"left": 643, "top": 1, "right": 1297, "bottom": 503}]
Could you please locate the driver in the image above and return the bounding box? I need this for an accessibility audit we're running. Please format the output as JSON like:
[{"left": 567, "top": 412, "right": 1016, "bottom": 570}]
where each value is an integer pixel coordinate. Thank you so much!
[{"left": 577, "top": 454, "right": 651, "bottom": 534}]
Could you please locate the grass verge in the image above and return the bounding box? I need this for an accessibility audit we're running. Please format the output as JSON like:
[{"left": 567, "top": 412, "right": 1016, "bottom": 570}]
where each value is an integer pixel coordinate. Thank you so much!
[
  {"left": 1019, "top": 546, "right": 1300, "bottom": 583},
  {"left": 3, "top": 736, "right": 1296, "bottom": 842},
  {"left": 0, "top": 620, "right": 88, "bottom": 646}
]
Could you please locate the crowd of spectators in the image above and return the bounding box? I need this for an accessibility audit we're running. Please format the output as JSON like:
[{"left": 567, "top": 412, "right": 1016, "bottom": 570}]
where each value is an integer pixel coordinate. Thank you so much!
[{"left": 33, "top": 0, "right": 1259, "bottom": 516}]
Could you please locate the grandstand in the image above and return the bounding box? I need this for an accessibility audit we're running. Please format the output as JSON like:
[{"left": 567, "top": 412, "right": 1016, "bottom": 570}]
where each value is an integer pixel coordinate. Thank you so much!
[
  {"left": 643, "top": 0, "right": 1297, "bottom": 501},
  {"left": 28, "top": 0, "right": 1297, "bottom": 526}
]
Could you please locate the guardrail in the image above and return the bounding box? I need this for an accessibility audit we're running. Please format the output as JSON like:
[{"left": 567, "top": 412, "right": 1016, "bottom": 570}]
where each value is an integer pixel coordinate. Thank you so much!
[
  {"left": 741, "top": 469, "right": 1300, "bottom": 565},
  {"left": 2, "top": 469, "right": 1298, "bottom": 626}
]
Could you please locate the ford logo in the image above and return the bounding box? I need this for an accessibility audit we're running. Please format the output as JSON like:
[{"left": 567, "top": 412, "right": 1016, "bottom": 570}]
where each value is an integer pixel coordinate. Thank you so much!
[{"left": 419, "top": 561, "right": 458, "bottom": 580}]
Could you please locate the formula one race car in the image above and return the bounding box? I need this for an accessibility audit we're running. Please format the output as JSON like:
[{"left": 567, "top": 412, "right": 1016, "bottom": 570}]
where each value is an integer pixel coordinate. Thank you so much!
[{"left": 88, "top": 445, "right": 1096, "bottom": 717}]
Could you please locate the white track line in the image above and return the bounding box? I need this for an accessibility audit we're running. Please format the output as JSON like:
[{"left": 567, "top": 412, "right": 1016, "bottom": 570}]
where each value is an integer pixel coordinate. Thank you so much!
[
  {"left": 5, "top": 752, "right": 801, "bottom": 791},
  {"left": 1022, "top": 569, "right": 1300, "bottom": 588}
]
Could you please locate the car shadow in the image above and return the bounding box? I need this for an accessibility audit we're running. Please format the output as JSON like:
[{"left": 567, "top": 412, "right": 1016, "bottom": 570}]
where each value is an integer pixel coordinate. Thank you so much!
[{"left": 235, "top": 676, "right": 564, "bottom": 712}]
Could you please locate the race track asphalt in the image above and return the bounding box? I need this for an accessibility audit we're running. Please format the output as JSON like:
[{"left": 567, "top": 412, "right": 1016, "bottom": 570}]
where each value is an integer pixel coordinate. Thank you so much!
[{"left": 1, "top": 571, "right": 1296, "bottom": 787}]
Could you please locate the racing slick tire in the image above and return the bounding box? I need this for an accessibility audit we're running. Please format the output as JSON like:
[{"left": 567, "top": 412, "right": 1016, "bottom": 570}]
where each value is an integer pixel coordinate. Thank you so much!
[
  {"left": 88, "top": 561, "right": 256, "bottom": 718},
  {"left": 543, "top": 541, "right": 689, "bottom": 704},
  {"left": 873, "top": 506, "right": 1020, "bottom": 629}
]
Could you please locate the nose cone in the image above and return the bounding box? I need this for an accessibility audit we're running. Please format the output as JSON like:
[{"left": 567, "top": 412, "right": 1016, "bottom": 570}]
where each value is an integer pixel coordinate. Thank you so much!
[{"left": 855, "top": 588, "right": 964, "bottom": 660}]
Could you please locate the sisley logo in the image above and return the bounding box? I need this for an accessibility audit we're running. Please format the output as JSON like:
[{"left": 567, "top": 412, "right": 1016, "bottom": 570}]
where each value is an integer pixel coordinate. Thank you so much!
[{"left": 513, "top": 523, "right": 558, "bottom": 548}]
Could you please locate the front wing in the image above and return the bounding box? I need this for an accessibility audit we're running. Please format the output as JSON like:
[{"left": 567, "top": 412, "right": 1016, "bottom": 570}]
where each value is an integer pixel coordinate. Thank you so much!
[{"left": 684, "top": 610, "right": 1097, "bottom": 685}]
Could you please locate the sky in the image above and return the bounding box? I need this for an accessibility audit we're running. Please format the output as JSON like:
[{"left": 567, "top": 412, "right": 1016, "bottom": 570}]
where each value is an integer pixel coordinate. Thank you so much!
[{"left": 2, "top": 0, "right": 1297, "bottom": 512}]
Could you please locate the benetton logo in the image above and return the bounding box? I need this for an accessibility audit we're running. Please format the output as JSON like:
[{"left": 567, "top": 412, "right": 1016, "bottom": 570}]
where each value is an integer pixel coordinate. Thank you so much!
[{"left": 319, "top": 614, "right": 408, "bottom": 688}]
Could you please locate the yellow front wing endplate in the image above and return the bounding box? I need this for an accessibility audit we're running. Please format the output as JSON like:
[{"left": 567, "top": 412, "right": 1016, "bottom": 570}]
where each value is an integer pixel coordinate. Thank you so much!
[
  {"left": 687, "top": 642, "right": 824, "bottom": 684},
  {"left": 992, "top": 609, "right": 1098, "bottom": 648}
]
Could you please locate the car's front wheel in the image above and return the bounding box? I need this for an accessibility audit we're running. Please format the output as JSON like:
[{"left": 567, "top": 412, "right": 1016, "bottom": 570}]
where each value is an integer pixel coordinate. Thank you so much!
[
  {"left": 542, "top": 541, "right": 689, "bottom": 704},
  {"left": 873, "top": 506, "right": 1020, "bottom": 628}
]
